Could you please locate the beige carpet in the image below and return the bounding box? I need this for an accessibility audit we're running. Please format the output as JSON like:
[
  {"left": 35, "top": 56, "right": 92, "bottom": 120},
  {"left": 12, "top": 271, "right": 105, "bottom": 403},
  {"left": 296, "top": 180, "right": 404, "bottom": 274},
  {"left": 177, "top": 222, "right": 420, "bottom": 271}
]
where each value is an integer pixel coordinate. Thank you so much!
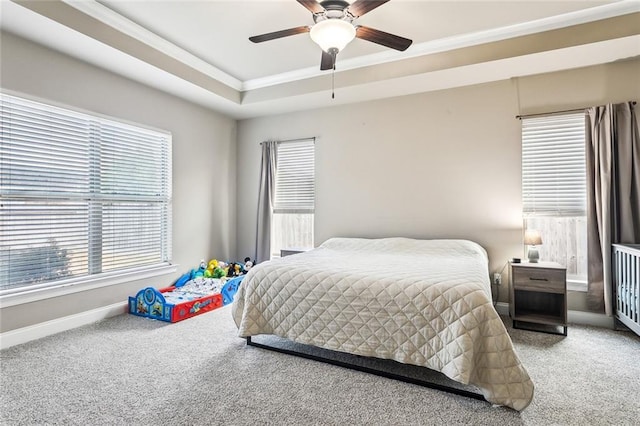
[{"left": 1, "top": 305, "right": 638, "bottom": 425}]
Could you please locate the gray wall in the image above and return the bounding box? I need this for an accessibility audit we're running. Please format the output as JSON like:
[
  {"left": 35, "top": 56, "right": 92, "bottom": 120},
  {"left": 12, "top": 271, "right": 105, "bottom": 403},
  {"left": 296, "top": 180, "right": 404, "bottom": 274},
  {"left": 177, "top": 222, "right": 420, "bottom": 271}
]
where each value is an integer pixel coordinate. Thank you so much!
[
  {"left": 236, "top": 58, "right": 640, "bottom": 307},
  {"left": 0, "top": 32, "right": 237, "bottom": 331},
  {"left": 2, "top": 27, "right": 638, "bottom": 331}
]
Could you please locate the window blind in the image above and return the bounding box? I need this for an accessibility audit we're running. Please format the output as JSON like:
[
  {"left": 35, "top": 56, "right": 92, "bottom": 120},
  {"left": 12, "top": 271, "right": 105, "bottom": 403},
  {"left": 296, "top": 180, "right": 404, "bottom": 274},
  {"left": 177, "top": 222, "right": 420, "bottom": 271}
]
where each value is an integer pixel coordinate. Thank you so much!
[
  {"left": 273, "top": 139, "right": 315, "bottom": 214},
  {"left": 0, "top": 93, "right": 172, "bottom": 291},
  {"left": 521, "top": 112, "right": 586, "bottom": 216}
]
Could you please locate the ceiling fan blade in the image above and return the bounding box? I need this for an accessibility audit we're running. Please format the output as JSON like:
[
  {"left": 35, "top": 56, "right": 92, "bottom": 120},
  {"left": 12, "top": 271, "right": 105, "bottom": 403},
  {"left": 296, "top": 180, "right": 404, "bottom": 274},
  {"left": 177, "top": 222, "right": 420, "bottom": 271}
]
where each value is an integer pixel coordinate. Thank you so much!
[
  {"left": 355, "top": 26, "right": 412, "bottom": 51},
  {"left": 297, "top": 0, "right": 325, "bottom": 14},
  {"left": 249, "top": 26, "right": 311, "bottom": 43},
  {"left": 320, "top": 50, "right": 334, "bottom": 71},
  {"left": 347, "top": 0, "right": 390, "bottom": 17}
]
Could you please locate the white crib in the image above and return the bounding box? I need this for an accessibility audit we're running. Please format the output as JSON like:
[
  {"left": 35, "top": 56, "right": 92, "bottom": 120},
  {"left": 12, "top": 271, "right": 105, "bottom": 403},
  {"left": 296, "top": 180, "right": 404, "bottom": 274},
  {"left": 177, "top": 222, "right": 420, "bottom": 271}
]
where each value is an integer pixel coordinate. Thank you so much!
[{"left": 613, "top": 244, "right": 640, "bottom": 336}]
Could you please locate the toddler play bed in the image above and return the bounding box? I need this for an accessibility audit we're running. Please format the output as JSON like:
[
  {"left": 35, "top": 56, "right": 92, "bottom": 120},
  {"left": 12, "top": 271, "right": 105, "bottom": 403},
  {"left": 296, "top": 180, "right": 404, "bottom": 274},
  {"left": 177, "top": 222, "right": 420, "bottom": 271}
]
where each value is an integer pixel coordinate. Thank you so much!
[
  {"left": 130, "top": 276, "right": 243, "bottom": 323},
  {"left": 232, "top": 237, "right": 534, "bottom": 411}
]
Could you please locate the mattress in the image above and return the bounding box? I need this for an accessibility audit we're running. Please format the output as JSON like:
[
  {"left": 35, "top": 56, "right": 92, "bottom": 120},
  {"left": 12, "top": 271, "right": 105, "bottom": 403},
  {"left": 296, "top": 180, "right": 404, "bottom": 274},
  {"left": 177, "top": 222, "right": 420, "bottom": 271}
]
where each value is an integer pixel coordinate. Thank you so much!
[{"left": 232, "top": 237, "right": 534, "bottom": 410}]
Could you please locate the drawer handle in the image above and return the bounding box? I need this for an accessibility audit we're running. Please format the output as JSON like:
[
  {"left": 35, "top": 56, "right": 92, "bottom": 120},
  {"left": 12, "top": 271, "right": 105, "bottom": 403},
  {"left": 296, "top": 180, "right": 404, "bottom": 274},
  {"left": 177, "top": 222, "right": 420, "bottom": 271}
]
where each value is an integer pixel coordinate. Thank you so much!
[{"left": 529, "top": 277, "right": 549, "bottom": 282}]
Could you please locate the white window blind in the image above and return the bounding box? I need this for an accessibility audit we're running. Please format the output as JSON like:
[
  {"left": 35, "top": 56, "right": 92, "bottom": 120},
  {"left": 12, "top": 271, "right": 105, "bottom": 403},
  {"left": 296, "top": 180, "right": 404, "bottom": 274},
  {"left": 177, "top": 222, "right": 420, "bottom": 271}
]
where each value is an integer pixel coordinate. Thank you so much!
[
  {"left": 522, "top": 112, "right": 586, "bottom": 216},
  {"left": 274, "top": 139, "right": 315, "bottom": 214},
  {"left": 0, "top": 93, "right": 172, "bottom": 292}
]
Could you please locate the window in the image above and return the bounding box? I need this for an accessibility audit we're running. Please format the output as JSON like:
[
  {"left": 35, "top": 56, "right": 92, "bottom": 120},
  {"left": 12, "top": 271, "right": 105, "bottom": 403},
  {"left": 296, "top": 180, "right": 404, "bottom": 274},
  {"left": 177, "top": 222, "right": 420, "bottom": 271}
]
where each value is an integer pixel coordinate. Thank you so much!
[
  {"left": 0, "top": 93, "right": 172, "bottom": 295},
  {"left": 270, "top": 138, "right": 315, "bottom": 259},
  {"left": 521, "top": 112, "right": 587, "bottom": 289}
]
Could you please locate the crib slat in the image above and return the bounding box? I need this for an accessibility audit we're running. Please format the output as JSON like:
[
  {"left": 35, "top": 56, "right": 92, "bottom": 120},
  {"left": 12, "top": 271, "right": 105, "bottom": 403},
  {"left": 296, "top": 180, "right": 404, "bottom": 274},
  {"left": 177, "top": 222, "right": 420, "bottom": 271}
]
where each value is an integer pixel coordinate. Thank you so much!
[
  {"left": 624, "top": 252, "right": 630, "bottom": 317},
  {"left": 632, "top": 256, "right": 640, "bottom": 324},
  {"left": 612, "top": 244, "right": 640, "bottom": 336}
]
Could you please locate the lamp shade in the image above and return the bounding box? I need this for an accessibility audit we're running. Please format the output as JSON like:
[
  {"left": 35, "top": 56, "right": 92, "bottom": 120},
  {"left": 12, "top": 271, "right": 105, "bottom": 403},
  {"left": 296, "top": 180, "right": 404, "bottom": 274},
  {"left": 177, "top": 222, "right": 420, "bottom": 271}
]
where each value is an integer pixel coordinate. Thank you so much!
[
  {"left": 309, "top": 19, "right": 356, "bottom": 52},
  {"left": 524, "top": 229, "right": 542, "bottom": 246}
]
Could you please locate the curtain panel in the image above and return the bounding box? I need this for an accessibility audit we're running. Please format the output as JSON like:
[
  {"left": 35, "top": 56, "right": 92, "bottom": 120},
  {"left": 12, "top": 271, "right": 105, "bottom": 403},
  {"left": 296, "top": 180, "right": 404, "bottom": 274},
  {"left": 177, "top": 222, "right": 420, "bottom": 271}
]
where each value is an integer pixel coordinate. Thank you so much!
[
  {"left": 255, "top": 141, "right": 278, "bottom": 263},
  {"left": 586, "top": 102, "right": 640, "bottom": 315}
]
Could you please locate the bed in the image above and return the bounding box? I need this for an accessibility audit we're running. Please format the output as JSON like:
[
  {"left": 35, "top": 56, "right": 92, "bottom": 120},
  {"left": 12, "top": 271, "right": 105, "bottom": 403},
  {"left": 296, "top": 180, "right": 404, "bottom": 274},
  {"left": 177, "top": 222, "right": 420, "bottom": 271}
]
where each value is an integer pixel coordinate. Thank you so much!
[{"left": 232, "top": 237, "right": 534, "bottom": 411}]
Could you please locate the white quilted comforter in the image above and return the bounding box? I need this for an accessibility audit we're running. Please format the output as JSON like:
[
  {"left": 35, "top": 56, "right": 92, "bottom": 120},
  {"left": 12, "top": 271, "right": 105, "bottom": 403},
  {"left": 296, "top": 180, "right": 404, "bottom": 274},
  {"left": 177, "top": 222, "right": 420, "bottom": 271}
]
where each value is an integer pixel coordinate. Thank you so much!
[{"left": 232, "top": 237, "right": 534, "bottom": 410}]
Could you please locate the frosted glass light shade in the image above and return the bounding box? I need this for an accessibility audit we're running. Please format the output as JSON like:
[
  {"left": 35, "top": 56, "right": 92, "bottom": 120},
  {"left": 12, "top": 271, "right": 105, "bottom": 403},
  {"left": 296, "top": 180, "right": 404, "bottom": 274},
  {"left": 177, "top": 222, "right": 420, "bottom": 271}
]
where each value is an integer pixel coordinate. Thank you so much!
[{"left": 310, "top": 19, "right": 356, "bottom": 52}]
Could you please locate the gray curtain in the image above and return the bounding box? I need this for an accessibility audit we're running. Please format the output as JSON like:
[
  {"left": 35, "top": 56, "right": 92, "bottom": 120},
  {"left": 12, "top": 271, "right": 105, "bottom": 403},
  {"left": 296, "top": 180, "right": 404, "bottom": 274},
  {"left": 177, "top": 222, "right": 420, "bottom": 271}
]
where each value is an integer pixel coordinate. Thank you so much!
[
  {"left": 255, "top": 141, "right": 278, "bottom": 263},
  {"left": 586, "top": 102, "right": 640, "bottom": 315}
]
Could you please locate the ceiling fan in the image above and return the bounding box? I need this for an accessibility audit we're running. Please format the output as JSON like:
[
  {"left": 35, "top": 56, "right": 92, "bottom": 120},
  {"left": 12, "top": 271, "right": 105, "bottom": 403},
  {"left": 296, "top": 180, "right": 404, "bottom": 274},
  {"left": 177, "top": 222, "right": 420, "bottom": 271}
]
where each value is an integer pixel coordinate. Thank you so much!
[{"left": 249, "top": 0, "right": 413, "bottom": 71}]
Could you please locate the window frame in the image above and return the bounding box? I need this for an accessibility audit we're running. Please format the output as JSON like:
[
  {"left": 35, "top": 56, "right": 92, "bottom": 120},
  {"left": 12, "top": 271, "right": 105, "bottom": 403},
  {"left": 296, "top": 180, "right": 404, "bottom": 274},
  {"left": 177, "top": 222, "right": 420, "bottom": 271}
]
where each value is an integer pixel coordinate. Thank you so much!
[
  {"left": 270, "top": 138, "right": 315, "bottom": 259},
  {"left": 0, "top": 90, "right": 176, "bottom": 305},
  {"left": 521, "top": 111, "right": 588, "bottom": 292}
]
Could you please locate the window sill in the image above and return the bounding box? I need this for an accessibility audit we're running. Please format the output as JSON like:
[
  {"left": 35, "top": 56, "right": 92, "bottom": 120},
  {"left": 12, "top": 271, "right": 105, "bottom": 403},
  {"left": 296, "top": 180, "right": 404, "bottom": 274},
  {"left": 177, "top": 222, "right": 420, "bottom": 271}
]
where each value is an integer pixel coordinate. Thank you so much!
[{"left": 0, "top": 263, "right": 178, "bottom": 308}]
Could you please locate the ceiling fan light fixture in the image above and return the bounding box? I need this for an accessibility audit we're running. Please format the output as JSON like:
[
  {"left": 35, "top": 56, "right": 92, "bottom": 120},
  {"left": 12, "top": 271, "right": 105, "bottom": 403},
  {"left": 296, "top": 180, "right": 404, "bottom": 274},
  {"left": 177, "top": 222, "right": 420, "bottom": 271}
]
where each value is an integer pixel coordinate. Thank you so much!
[{"left": 309, "top": 19, "right": 356, "bottom": 53}]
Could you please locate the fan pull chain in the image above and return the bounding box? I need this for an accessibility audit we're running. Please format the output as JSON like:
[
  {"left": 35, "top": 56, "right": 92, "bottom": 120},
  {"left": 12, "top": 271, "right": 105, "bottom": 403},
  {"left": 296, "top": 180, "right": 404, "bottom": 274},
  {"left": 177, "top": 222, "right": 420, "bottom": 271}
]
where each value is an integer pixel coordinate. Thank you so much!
[{"left": 332, "top": 65, "right": 335, "bottom": 99}]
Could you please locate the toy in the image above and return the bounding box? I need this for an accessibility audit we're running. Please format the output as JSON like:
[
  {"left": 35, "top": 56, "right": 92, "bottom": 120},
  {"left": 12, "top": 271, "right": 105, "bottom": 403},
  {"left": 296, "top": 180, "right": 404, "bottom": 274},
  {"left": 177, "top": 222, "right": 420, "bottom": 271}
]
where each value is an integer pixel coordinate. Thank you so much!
[
  {"left": 203, "top": 259, "right": 228, "bottom": 279},
  {"left": 244, "top": 257, "right": 255, "bottom": 272},
  {"left": 221, "top": 275, "right": 245, "bottom": 305},
  {"left": 204, "top": 259, "right": 218, "bottom": 278},
  {"left": 218, "top": 261, "right": 229, "bottom": 277},
  {"left": 174, "top": 271, "right": 191, "bottom": 288},
  {"left": 213, "top": 266, "right": 226, "bottom": 278},
  {"left": 174, "top": 257, "right": 252, "bottom": 292},
  {"left": 129, "top": 285, "right": 223, "bottom": 323},
  {"left": 227, "top": 262, "right": 242, "bottom": 277},
  {"left": 191, "top": 259, "right": 206, "bottom": 279}
]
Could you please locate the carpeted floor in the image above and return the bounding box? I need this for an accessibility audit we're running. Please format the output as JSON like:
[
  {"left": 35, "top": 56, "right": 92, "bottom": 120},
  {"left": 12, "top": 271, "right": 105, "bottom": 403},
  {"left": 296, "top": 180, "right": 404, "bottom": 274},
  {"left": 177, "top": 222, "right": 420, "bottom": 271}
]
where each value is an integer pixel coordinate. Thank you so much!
[{"left": 1, "top": 305, "right": 638, "bottom": 425}]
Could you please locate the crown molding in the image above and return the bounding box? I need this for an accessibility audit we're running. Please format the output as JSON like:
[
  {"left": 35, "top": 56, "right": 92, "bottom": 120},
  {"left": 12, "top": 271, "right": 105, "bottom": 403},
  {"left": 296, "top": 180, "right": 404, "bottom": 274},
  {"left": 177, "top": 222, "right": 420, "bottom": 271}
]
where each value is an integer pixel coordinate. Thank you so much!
[
  {"left": 62, "top": 0, "right": 243, "bottom": 91},
  {"left": 59, "top": 0, "right": 640, "bottom": 92},
  {"left": 5, "top": 0, "right": 638, "bottom": 120}
]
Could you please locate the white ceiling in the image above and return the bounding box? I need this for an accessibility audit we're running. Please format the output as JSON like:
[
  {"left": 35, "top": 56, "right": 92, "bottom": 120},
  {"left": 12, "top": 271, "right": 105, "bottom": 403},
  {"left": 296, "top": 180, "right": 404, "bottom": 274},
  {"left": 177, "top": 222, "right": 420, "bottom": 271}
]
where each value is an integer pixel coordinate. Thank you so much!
[{"left": 1, "top": 0, "right": 639, "bottom": 119}]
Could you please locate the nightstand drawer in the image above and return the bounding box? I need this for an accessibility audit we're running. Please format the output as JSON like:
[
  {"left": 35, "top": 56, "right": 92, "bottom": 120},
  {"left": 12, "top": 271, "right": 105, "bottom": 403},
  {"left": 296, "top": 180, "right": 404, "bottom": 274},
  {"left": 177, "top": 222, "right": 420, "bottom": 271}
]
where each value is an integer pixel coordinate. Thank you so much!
[
  {"left": 280, "top": 248, "right": 309, "bottom": 257},
  {"left": 512, "top": 267, "right": 565, "bottom": 293}
]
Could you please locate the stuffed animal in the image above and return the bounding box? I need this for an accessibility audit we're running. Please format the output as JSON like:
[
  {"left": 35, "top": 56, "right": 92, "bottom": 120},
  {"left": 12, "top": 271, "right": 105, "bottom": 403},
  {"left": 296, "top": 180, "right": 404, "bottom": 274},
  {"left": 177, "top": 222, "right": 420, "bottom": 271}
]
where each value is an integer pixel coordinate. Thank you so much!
[
  {"left": 204, "top": 259, "right": 218, "bottom": 278},
  {"left": 227, "top": 262, "right": 242, "bottom": 277},
  {"left": 213, "top": 265, "right": 226, "bottom": 278},
  {"left": 191, "top": 259, "right": 206, "bottom": 279},
  {"left": 244, "top": 257, "right": 255, "bottom": 272}
]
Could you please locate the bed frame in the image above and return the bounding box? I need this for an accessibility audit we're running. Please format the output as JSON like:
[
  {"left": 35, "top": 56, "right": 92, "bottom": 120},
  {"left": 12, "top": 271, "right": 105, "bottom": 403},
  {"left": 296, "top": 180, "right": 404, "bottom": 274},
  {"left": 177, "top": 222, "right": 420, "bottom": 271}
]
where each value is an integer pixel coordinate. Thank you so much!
[{"left": 246, "top": 336, "right": 485, "bottom": 402}]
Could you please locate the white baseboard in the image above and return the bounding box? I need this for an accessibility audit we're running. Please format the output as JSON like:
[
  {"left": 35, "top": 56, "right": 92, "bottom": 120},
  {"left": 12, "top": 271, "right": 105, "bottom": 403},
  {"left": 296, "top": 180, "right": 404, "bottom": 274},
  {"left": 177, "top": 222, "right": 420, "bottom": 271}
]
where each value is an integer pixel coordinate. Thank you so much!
[
  {"left": 1, "top": 301, "right": 616, "bottom": 350},
  {"left": 0, "top": 301, "right": 127, "bottom": 350},
  {"left": 496, "top": 302, "right": 614, "bottom": 329},
  {"left": 495, "top": 302, "right": 510, "bottom": 316},
  {"left": 567, "top": 310, "right": 614, "bottom": 328}
]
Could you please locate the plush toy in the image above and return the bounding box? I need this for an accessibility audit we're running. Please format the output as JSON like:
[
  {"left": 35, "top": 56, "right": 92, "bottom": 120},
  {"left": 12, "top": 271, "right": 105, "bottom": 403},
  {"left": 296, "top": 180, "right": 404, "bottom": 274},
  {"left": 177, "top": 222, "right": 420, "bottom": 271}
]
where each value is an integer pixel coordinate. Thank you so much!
[
  {"left": 204, "top": 259, "right": 218, "bottom": 278},
  {"left": 191, "top": 260, "right": 206, "bottom": 279},
  {"left": 227, "top": 262, "right": 242, "bottom": 277},
  {"left": 244, "top": 257, "right": 255, "bottom": 272},
  {"left": 213, "top": 266, "right": 226, "bottom": 278}
]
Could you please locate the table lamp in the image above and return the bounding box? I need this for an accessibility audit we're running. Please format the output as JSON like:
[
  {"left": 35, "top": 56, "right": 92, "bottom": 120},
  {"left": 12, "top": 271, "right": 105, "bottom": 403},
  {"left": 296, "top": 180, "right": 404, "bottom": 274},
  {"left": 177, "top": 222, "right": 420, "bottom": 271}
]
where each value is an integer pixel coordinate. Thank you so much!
[{"left": 524, "top": 229, "right": 542, "bottom": 263}]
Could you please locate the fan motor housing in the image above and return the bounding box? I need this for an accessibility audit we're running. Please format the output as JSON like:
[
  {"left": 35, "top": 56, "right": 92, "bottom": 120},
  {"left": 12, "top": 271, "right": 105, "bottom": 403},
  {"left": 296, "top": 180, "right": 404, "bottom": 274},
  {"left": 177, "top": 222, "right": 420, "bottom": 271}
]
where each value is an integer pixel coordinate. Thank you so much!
[
  {"left": 315, "top": 0, "right": 352, "bottom": 22},
  {"left": 319, "top": 0, "right": 350, "bottom": 11}
]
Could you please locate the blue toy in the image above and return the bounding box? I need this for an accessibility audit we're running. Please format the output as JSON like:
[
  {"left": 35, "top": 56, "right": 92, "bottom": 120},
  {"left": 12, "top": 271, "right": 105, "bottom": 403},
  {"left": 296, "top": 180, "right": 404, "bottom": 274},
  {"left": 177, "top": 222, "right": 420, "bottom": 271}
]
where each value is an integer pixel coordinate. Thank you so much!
[
  {"left": 174, "top": 272, "right": 191, "bottom": 288},
  {"left": 221, "top": 275, "right": 244, "bottom": 305},
  {"left": 191, "top": 260, "right": 206, "bottom": 279}
]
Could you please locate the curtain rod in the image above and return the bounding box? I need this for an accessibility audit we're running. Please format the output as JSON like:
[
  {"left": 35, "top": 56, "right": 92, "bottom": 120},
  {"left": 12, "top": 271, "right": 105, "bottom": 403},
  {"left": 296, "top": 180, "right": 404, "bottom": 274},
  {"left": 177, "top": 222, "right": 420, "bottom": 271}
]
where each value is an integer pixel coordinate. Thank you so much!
[
  {"left": 516, "top": 101, "right": 636, "bottom": 120},
  {"left": 260, "top": 137, "right": 315, "bottom": 145},
  {"left": 516, "top": 108, "right": 586, "bottom": 120}
]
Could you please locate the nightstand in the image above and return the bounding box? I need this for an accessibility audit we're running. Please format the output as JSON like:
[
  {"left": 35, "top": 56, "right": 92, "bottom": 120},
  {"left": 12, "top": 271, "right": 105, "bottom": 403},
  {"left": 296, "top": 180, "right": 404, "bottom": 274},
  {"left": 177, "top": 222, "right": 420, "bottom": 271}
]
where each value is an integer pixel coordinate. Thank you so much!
[
  {"left": 509, "top": 261, "right": 567, "bottom": 336},
  {"left": 280, "top": 248, "right": 310, "bottom": 257}
]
